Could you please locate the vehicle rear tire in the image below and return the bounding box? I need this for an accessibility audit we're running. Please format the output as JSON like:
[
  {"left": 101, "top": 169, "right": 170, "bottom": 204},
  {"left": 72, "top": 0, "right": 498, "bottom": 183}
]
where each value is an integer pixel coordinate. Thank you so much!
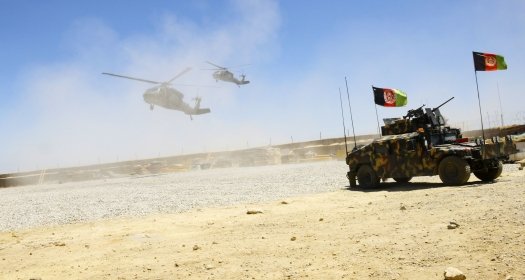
[
  {"left": 438, "top": 156, "right": 471, "bottom": 186},
  {"left": 356, "top": 165, "right": 380, "bottom": 188},
  {"left": 393, "top": 177, "right": 412, "bottom": 183},
  {"left": 474, "top": 161, "right": 503, "bottom": 181}
]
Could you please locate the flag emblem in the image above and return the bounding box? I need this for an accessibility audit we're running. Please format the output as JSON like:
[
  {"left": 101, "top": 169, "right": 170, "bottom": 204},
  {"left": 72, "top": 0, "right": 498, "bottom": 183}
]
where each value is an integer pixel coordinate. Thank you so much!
[
  {"left": 485, "top": 56, "right": 496, "bottom": 67},
  {"left": 384, "top": 90, "right": 396, "bottom": 106},
  {"left": 372, "top": 87, "right": 407, "bottom": 107},
  {"left": 473, "top": 51, "right": 507, "bottom": 71}
]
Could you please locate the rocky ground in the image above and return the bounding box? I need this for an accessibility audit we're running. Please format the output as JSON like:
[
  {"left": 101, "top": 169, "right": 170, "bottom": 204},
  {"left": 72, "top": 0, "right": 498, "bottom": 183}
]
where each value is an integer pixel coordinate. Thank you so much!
[
  {"left": 0, "top": 162, "right": 348, "bottom": 231},
  {"left": 0, "top": 161, "right": 524, "bottom": 279}
]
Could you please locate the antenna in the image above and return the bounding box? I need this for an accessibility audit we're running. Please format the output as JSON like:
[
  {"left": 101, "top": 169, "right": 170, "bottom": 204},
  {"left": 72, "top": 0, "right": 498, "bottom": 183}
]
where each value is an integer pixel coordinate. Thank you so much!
[
  {"left": 344, "top": 77, "right": 357, "bottom": 150},
  {"left": 497, "top": 82, "right": 504, "bottom": 126},
  {"left": 339, "top": 88, "right": 348, "bottom": 157}
]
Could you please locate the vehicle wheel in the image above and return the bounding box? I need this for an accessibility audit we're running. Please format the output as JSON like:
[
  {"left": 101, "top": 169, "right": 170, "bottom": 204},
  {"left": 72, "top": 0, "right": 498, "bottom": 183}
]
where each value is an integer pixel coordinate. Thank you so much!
[
  {"left": 356, "top": 165, "right": 380, "bottom": 188},
  {"left": 474, "top": 161, "right": 503, "bottom": 181},
  {"left": 393, "top": 177, "right": 412, "bottom": 183},
  {"left": 438, "top": 156, "right": 471, "bottom": 186}
]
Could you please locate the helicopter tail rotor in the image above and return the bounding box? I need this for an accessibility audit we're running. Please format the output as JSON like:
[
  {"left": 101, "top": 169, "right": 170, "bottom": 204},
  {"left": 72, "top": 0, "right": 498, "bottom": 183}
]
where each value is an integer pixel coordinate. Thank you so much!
[
  {"left": 190, "top": 96, "right": 211, "bottom": 116},
  {"left": 193, "top": 96, "right": 202, "bottom": 109}
]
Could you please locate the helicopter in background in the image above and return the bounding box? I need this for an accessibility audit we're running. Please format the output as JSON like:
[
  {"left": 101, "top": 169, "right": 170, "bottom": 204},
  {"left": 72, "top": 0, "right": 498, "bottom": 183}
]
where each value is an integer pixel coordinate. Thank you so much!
[
  {"left": 205, "top": 61, "right": 250, "bottom": 86},
  {"left": 102, "top": 67, "right": 210, "bottom": 120}
]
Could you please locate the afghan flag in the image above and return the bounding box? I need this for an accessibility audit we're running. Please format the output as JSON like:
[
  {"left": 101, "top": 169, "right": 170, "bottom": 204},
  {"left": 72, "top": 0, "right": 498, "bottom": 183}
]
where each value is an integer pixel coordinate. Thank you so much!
[
  {"left": 473, "top": 52, "right": 507, "bottom": 71},
  {"left": 372, "top": 87, "right": 407, "bottom": 107}
]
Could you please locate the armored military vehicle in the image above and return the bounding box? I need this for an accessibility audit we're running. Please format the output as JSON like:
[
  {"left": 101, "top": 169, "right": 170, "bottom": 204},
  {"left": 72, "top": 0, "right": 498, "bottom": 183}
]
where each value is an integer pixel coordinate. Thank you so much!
[{"left": 346, "top": 97, "right": 517, "bottom": 188}]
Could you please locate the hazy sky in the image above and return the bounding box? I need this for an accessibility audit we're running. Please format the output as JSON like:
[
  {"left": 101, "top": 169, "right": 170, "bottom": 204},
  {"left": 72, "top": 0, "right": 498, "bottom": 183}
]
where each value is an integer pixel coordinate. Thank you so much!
[{"left": 1, "top": 0, "right": 524, "bottom": 172}]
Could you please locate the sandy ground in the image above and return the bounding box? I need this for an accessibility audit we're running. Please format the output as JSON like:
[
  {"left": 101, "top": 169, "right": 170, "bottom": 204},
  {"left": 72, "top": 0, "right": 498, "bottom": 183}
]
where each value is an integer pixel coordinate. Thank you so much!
[{"left": 1, "top": 165, "right": 524, "bottom": 280}]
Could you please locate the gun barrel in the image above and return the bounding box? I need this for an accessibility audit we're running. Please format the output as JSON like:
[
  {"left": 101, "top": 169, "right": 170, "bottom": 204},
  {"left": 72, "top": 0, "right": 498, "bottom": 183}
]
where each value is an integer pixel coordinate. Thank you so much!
[
  {"left": 432, "top": 97, "right": 454, "bottom": 112},
  {"left": 403, "top": 104, "right": 425, "bottom": 118}
]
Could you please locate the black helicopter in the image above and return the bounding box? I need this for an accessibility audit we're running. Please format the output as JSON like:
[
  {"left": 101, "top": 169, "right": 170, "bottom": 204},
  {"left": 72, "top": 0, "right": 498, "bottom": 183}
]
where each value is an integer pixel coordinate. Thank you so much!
[
  {"left": 102, "top": 68, "right": 210, "bottom": 120},
  {"left": 205, "top": 61, "right": 250, "bottom": 86}
]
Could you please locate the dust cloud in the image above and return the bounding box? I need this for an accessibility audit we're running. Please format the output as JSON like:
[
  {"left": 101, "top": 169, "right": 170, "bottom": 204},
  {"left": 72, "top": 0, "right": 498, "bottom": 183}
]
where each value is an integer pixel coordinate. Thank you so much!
[{"left": 1, "top": 1, "right": 281, "bottom": 173}]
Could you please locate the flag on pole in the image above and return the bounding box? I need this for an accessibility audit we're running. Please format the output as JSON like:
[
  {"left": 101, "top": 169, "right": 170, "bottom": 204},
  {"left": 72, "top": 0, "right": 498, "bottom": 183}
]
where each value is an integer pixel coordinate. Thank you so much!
[
  {"left": 473, "top": 52, "right": 507, "bottom": 71},
  {"left": 372, "top": 87, "right": 407, "bottom": 107}
]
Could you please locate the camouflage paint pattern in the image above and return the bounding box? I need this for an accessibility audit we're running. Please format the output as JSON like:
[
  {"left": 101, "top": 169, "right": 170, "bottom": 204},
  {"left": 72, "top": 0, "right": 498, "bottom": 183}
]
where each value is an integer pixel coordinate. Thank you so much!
[
  {"left": 346, "top": 128, "right": 517, "bottom": 187},
  {"left": 346, "top": 101, "right": 518, "bottom": 187}
]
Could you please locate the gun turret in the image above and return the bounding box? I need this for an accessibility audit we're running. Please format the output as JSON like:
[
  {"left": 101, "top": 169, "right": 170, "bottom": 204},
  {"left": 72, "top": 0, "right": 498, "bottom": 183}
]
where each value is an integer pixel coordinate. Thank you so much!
[
  {"left": 404, "top": 104, "right": 425, "bottom": 119},
  {"left": 381, "top": 97, "right": 455, "bottom": 136}
]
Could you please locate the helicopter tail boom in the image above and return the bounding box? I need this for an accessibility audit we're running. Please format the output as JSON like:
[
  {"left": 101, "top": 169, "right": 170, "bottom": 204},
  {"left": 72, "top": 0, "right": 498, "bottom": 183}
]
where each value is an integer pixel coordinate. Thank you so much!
[
  {"left": 191, "top": 108, "right": 211, "bottom": 115},
  {"left": 185, "top": 97, "right": 210, "bottom": 116}
]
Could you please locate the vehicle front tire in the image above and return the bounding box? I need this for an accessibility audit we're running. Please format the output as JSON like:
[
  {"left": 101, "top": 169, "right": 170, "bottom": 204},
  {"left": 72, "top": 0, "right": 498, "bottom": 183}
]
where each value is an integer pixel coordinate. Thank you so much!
[
  {"left": 356, "top": 165, "right": 380, "bottom": 188},
  {"left": 393, "top": 177, "right": 412, "bottom": 183},
  {"left": 474, "top": 161, "right": 503, "bottom": 181},
  {"left": 438, "top": 156, "right": 471, "bottom": 186}
]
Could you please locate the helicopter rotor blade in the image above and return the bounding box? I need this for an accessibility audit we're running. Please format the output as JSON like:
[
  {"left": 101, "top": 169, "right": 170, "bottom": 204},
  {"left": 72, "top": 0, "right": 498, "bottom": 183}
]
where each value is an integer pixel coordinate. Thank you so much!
[
  {"left": 205, "top": 61, "right": 227, "bottom": 70},
  {"left": 166, "top": 67, "right": 192, "bottom": 84},
  {"left": 228, "top": 63, "right": 251, "bottom": 69},
  {"left": 173, "top": 83, "right": 220, "bottom": 88},
  {"left": 102, "top": 72, "right": 161, "bottom": 84}
]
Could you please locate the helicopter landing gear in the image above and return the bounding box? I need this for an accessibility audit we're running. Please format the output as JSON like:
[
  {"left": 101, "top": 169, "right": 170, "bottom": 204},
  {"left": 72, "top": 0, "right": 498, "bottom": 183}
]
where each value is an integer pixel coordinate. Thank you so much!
[{"left": 150, "top": 104, "right": 154, "bottom": 110}]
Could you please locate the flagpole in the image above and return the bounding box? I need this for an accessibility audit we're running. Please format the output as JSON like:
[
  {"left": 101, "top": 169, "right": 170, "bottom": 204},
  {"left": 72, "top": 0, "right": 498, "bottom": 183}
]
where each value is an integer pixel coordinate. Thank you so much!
[
  {"left": 474, "top": 70, "right": 486, "bottom": 142},
  {"left": 374, "top": 104, "right": 381, "bottom": 137},
  {"left": 371, "top": 86, "right": 381, "bottom": 137}
]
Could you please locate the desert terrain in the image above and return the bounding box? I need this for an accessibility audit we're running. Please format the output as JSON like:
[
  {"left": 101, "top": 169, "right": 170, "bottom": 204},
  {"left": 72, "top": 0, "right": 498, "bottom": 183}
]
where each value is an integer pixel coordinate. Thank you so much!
[{"left": 1, "top": 161, "right": 524, "bottom": 279}]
